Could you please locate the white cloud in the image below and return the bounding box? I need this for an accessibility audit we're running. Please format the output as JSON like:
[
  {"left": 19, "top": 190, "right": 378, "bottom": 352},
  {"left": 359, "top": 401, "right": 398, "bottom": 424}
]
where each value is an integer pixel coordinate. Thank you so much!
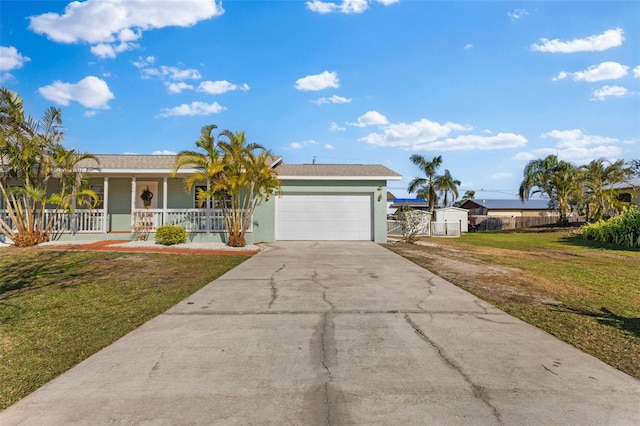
[
  {"left": 518, "top": 129, "right": 624, "bottom": 164},
  {"left": 132, "top": 56, "right": 155, "bottom": 68},
  {"left": 531, "top": 28, "right": 624, "bottom": 53},
  {"left": 324, "top": 144, "right": 335, "bottom": 149},
  {"left": 159, "top": 101, "right": 226, "bottom": 117},
  {"left": 351, "top": 111, "right": 389, "bottom": 127},
  {"left": 592, "top": 85, "right": 627, "bottom": 101},
  {"left": 572, "top": 62, "right": 628, "bottom": 82},
  {"left": 633, "top": 65, "right": 640, "bottom": 78},
  {"left": 411, "top": 133, "right": 527, "bottom": 152},
  {"left": 142, "top": 65, "right": 201, "bottom": 81},
  {"left": 84, "top": 110, "right": 97, "bottom": 118},
  {"left": 552, "top": 71, "right": 569, "bottom": 82},
  {"left": 295, "top": 71, "right": 339, "bottom": 91},
  {"left": 38, "top": 76, "right": 115, "bottom": 109},
  {"left": 28, "top": 0, "right": 224, "bottom": 58},
  {"left": 329, "top": 122, "right": 346, "bottom": 131},
  {"left": 0, "top": 46, "right": 31, "bottom": 83},
  {"left": 151, "top": 150, "right": 177, "bottom": 155},
  {"left": 542, "top": 129, "right": 619, "bottom": 148},
  {"left": 356, "top": 116, "right": 525, "bottom": 152},
  {"left": 313, "top": 95, "right": 352, "bottom": 105},
  {"left": 198, "top": 80, "right": 250, "bottom": 94},
  {"left": 284, "top": 140, "right": 319, "bottom": 150},
  {"left": 507, "top": 9, "right": 528, "bottom": 21},
  {"left": 306, "top": 0, "right": 397, "bottom": 14},
  {"left": 0, "top": 46, "right": 31, "bottom": 71},
  {"left": 90, "top": 40, "right": 140, "bottom": 59},
  {"left": 165, "top": 82, "right": 194, "bottom": 94},
  {"left": 463, "top": 44, "right": 473, "bottom": 50},
  {"left": 359, "top": 118, "right": 471, "bottom": 147}
]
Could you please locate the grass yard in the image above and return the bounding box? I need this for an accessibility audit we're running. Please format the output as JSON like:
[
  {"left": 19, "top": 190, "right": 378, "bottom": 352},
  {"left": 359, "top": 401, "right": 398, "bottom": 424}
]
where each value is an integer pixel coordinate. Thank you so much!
[
  {"left": 0, "top": 248, "right": 248, "bottom": 410},
  {"left": 386, "top": 228, "right": 640, "bottom": 380}
]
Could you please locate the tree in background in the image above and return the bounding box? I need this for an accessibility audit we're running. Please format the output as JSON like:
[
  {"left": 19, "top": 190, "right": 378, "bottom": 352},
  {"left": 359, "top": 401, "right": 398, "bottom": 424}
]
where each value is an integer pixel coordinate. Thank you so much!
[
  {"left": 435, "top": 169, "right": 461, "bottom": 207},
  {"left": 173, "top": 125, "right": 281, "bottom": 247},
  {"left": 454, "top": 190, "right": 475, "bottom": 207},
  {"left": 518, "top": 154, "right": 581, "bottom": 225},
  {"left": 580, "top": 159, "right": 633, "bottom": 221},
  {"left": 407, "top": 154, "right": 443, "bottom": 213},
  {"left": 0, "top": 88, "right": 98, "bottom": 246}
]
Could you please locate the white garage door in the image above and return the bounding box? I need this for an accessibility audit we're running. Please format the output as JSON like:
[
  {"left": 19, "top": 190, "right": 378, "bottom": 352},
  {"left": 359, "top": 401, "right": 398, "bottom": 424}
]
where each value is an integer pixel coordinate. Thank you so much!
[{"left": 275, "top": 194, "right": 373, "bottom": 241}]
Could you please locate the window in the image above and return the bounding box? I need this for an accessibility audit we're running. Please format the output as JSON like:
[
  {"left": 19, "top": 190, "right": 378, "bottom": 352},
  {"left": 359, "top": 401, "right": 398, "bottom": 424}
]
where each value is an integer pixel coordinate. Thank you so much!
[
  {"left": 90, "top": 185, "right": 104, "bottom": 208},
  {"left": 617, "top": 193, "right": 632, "bottom": 203},
  {"left": 194, "top": 185, "right": 211, "bottom": 208}
]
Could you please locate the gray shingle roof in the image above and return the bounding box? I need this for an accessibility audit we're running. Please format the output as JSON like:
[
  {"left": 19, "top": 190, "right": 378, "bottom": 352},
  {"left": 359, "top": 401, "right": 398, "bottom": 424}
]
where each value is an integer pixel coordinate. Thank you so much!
[
  {"left": 75, "top": 155, "right": 401, "bottom": 180},
  {"left": 77, "top": 154, "right": 283, "bottom": 170},
  {"left": 274, "top": 164, "right": 401, "bottom": 178}
]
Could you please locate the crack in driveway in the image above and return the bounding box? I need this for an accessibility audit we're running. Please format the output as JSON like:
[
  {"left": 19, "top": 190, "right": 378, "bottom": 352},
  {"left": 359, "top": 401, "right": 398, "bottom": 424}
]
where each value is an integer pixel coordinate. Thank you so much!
[
  {"left": 268, "top": 264, "right": 286, "bottom": 309},
  {"left": 403, "top": 313, "right": 503, "bottom": 424}
]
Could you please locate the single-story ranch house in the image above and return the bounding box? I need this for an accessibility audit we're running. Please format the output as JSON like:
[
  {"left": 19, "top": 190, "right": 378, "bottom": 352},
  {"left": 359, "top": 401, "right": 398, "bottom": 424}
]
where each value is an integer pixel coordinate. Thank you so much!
[{"left": 0, "top": 155, "right": 401, "bottom": 244}]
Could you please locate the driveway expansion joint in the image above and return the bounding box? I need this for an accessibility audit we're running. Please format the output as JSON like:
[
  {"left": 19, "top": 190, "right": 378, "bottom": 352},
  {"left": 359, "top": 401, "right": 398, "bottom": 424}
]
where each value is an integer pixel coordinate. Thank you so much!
[{"left": 403, "top": 313, "right": 504, "bottom": 424}]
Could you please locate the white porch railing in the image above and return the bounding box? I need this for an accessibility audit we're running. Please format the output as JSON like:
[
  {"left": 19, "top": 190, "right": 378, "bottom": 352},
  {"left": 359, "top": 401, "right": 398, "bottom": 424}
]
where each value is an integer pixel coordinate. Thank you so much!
[
  {"left": 1, "top": 208, "right": 249, "bottom": 234},
  {"left": 133, "top": 208, "right": 251, "bottom": 233},
  {"left": 0, "top": 209, "right": 106, "bottom": 233}
]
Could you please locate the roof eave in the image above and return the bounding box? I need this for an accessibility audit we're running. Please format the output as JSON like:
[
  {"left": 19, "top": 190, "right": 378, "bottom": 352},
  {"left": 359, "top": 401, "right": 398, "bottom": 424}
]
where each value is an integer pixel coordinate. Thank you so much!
[{"left": 278, "top": 175, "right": 401, "bottom": 181}]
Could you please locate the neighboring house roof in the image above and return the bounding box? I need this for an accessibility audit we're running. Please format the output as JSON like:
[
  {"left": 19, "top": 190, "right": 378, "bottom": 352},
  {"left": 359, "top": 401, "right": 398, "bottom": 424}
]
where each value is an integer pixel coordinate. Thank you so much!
[
  {"left": 391, "top": 198, "right": 429, "bottom": 209},
  {"left": 273, "top": 164, "right": 401, "bottom": 180},
  {"left": 461, "top": 199, "right": 553, "bottom": 210},
  {"left": 387, "top": 192, "right": 396, "bottom": 201},
  {"left": 608, "top": 176, "right": 640, "bottom": 190}
]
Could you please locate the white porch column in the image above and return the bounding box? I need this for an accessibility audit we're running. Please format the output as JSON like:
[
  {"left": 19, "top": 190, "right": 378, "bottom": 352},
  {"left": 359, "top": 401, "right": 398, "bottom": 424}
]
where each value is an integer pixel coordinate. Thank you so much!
[
  {"left": 163, "top": 176, "right": 168, "bottom": 225},
  {"left": 103, "top": 177, "right": 109, "bottom": 233},
  {"left": 131, "top": 176, "right": 137, "bottom": 229}
]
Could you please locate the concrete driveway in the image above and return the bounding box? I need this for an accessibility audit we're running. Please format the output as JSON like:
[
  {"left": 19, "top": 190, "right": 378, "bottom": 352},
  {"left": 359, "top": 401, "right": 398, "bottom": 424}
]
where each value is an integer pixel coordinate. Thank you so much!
[{"left": 2, "top": 241, "right": 639, "bottom": 425}]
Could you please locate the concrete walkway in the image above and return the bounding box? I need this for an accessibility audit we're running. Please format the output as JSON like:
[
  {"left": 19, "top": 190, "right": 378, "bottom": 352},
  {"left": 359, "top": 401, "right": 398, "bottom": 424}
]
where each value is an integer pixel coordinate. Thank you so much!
[{"left": 2, "top": 242, "right": 639, "bottom": 425}]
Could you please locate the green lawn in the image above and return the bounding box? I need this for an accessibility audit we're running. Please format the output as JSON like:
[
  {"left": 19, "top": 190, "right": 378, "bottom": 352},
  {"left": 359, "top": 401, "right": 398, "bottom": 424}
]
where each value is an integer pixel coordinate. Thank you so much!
[
  {"left": 387, "top": 229, "right": 640, "bottom": 380},
  {"left": 0, "top": 248, "right": 248, "bottom": 410}
]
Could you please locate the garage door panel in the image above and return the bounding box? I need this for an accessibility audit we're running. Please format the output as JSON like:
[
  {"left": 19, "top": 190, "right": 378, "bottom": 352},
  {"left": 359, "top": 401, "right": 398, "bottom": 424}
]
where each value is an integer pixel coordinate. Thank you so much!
[{"left": 276, "top": 194, "right": 372, "bottom": 241}]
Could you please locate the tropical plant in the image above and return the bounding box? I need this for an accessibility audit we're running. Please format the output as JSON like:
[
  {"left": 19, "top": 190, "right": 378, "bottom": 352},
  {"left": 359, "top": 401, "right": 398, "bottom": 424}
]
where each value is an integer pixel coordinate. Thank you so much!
[
  {"left": 173, "top": 125, "right": 281, "bottom": 247},
  {"left": 581, "top": 205, "right": 640, "bottom": 248},
  {"left": 518, "top": 154, "right": 581, "bottom": 225},
  {"left": 0, "top": 88, "right": 98, "bottom": 246},
  {"left": 435, "top": 169, "right": 461, "bottom": 207},
  {"left": 407, "top": 154, "right": 443, "bottom": 213},
  {"left": 216, "top": 130, "right": 281, "bottom": 247},
  {"left": 580, "top": 158, "right": 633, "bottom": 221}
]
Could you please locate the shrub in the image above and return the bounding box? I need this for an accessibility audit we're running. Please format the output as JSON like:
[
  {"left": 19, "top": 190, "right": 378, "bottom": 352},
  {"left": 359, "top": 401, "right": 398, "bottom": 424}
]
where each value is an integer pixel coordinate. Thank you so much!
[
  {"left": 581, "top": 206, "right": 640, "bottom": 248},
  {"left": 155, "top": 225, "right": 187, "bottom": 246}
]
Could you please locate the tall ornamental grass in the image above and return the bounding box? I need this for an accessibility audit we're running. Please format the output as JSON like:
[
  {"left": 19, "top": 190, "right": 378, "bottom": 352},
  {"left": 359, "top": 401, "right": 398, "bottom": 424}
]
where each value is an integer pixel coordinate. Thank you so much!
[{"left": 581, "top": 206, "right": 640, "bottom": 248}]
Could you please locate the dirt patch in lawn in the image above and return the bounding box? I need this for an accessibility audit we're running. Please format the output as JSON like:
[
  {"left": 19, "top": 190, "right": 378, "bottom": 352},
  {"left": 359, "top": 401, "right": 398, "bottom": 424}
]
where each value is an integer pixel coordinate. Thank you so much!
[{"left": 385, "top": 241, "right": 563, "bottom": 306}]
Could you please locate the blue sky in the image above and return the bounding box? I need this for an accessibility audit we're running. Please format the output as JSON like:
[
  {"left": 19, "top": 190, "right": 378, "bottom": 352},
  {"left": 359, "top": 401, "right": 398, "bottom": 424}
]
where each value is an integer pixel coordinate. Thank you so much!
[{"left": 1, "top": 0, "right": 639, "bottom": 199}]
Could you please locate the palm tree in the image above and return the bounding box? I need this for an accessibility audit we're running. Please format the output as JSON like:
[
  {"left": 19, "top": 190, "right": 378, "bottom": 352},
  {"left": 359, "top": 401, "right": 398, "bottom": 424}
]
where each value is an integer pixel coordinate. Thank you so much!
[
  {"left": 173, "top": 125, "right": 281, "bottom": 247},
  {"left": 172, "top": 124, "right": 226, "bottom": 209},
  {"left": 217, "top": 130, "right": 281, "bottom": 247},
  {"left": 435, "top": 169, "right": 461, "bottom": 207},
  {"left": 581, "top": 159, "right": 633, "bottom": 221},
  {"left": 519, "top": 154, "right": 580, "bottom": 225},
  {"left": 407, "top": 154, "right": 443, "bottom": 213},
  {"left": 0, "top": 88, "right": 75, "bottom": 246}
]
